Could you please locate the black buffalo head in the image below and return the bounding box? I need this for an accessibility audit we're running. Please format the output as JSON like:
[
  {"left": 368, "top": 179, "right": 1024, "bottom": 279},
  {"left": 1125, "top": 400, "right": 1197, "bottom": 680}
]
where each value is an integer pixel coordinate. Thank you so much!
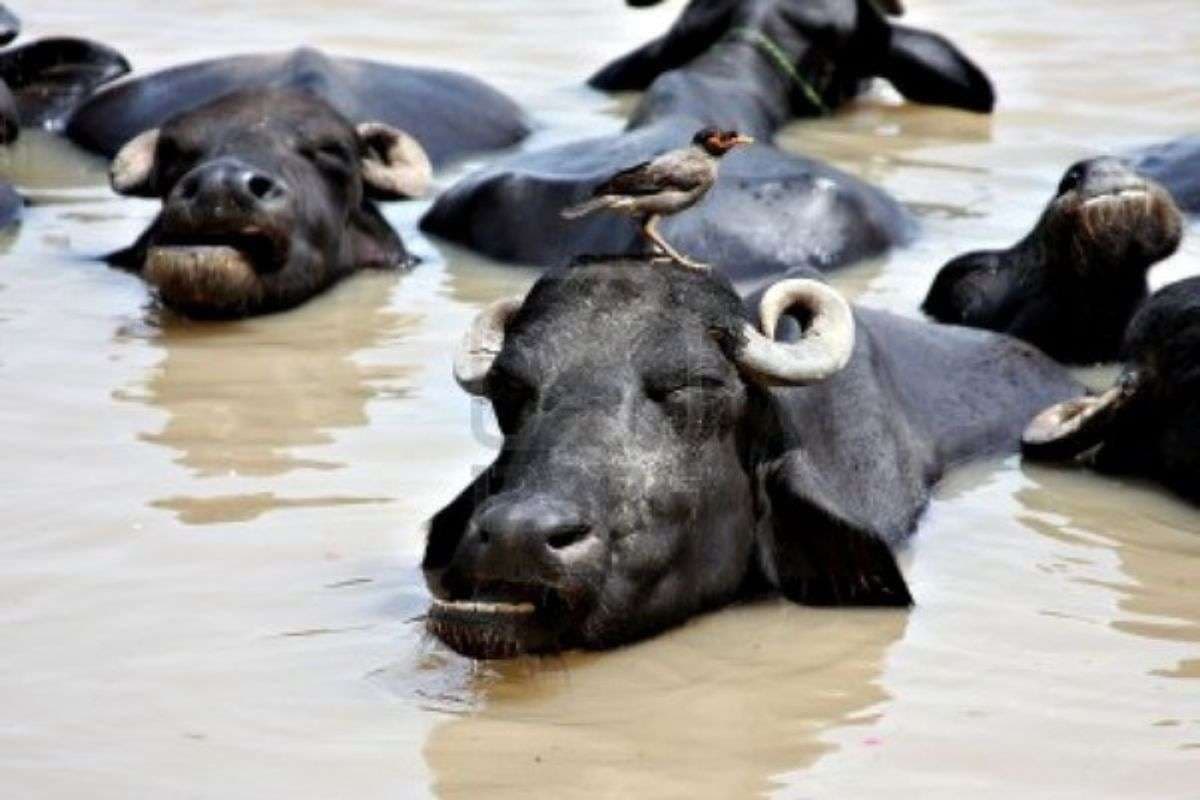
[
  {"left": 421, "top": 260, "right": 908, "bottom": 660},
  {"left": 594, "top": 0, "right": 993, "bottom": 117},
  {"left": 109, "top": 88, "right": 431, "bottom": 318},
  {"left": 923, "top": 157, "right": 1182, "bottom": 364},
  {"left": 1023, "top": 276, "right": 1200, "bottom": 503}
]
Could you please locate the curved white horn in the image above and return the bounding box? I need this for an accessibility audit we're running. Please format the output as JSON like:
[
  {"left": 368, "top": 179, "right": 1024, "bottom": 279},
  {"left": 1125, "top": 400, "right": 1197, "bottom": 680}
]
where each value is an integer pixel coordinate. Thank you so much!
[
  {"left": 1022, "top": 371, "right": 1142, "bottom": 461},
  {"left": 736, "top": 279, "right": 856, "bottom": 386},
  {"left": 453, "top": 296, "right": 525, "bottom": 395}
]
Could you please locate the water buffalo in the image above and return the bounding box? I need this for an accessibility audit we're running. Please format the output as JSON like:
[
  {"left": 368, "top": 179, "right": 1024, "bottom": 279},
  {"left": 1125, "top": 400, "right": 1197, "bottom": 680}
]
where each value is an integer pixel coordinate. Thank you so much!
[
  {"left": 93, "top": 48, "right": 530, "bottom": 317},
  {"left": 0, "top": 4, "right": 130, "bottom": 228},
  {"left": 1024, "top": 276, "right": 1200, "bottom": 503},
  {"left": 66, "top": 47, "right": 529, "bottom": 164},
  {"left": 422, "top": 259, "right": 1080, "bottom": 659},
  {"left": 422, "top": 0, "right": 994, "bottom": 280},
  {"left": 0, "top": 5, "right": 129, "bottom": 143},
  {"left": 592, "top": 0, "right": 992, "bottom": 120},
  {"left": 106, "top": 88, "right": 430, "bottom": 318},
  {"left": 1130, "top": 136, "right": 1200, "bottom": 215},
  {"left": 923, "top": 158, "right": 1183, "bottom": 364}
]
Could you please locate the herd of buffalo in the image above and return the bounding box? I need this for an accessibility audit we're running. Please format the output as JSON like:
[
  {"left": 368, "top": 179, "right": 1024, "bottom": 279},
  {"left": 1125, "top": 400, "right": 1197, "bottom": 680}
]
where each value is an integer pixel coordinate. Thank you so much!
[{"left": 4, "top": 0, "right": 1198, "bottom": 660}]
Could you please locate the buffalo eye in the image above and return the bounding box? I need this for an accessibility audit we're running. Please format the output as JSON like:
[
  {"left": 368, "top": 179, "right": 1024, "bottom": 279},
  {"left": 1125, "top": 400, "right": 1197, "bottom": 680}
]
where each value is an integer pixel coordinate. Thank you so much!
[
  {"left": 303, "top": 139, "right": 354, "bottom": 174},
  {"left": 486, "top": 367, "right": 537, "bottom": 435},
  {"left": 1058, "top": 165, "right": 1084, "bottom": 195},
  {"left": 646, "top": 369, "right": 727, "bottom": 399},
  {"left": 646, "top": 372, "right": 731, "bottom": 435},
  {"left": 155, "top": 137, "right": 201, "bottom": 191}
]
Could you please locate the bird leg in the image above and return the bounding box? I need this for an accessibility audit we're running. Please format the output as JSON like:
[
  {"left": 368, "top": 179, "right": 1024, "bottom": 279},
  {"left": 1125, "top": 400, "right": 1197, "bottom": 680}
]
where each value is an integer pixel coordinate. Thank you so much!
[{"left": 642, "top": 215, "right": 709, "bottom": 272}]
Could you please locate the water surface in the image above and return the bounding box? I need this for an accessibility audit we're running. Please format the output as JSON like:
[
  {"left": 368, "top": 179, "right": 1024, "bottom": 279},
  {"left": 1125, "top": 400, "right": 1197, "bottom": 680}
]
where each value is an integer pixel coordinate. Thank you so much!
[{"left": 1, "top": 1, "right": 1198, "bottom": 797}]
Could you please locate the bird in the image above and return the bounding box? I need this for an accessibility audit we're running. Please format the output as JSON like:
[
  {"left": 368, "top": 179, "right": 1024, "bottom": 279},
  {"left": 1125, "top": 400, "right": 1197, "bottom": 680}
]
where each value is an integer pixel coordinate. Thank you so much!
[{"left": 561, "top": 127, "right": 755, "bottom": 270}]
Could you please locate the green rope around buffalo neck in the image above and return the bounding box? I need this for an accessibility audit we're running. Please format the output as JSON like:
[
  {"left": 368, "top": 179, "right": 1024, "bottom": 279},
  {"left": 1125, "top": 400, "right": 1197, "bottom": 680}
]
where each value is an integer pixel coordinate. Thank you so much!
[{"left": 726, "top": 26, "right": 830, "bottom": 115}]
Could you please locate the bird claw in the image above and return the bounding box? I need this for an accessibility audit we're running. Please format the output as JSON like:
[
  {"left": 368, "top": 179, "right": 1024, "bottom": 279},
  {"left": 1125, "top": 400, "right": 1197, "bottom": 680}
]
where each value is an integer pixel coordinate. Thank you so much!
[
  {"left": 648, "top": 253, "right": 709, "bottom": 271},
  {"left": 671, "top": 256, "right": 711, "bottom": 272}
]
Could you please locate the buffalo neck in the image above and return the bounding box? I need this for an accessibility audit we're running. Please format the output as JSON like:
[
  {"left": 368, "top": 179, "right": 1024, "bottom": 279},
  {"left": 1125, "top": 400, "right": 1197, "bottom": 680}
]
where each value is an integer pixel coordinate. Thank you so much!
[{"left": 627, "top": 33, "right": 827, "bottom": 140}]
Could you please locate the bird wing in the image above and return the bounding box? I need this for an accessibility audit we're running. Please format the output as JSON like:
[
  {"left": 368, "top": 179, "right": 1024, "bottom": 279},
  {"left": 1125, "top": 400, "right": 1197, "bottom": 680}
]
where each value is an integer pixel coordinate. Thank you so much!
[{"left": 592, "top": 151, "right": 709, "bottom": 197}]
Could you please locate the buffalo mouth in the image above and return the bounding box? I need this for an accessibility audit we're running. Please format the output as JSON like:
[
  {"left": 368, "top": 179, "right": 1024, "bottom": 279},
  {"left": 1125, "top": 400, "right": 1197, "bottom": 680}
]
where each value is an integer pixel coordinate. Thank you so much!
[
  {"left": 1053, "top": 178, "right": 1180, "bottom": 268},
  {"left": 1078, "top": 185, "right": 1151, "bottom": 211},
  {"left": 426, "top": 582, "right": 570, "bottom": 660},
  {"left": 149, "top": 227, "right": 291, "bottom": 277},
  {"left": 143, "top": 229, "right": 291, "bottom": 316}
]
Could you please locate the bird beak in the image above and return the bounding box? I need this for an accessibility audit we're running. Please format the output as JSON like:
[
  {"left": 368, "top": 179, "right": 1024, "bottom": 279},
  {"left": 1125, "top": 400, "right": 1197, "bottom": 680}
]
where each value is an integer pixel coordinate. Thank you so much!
[{"left": 731, "top": 135, "right": 755, "bottom": 146}]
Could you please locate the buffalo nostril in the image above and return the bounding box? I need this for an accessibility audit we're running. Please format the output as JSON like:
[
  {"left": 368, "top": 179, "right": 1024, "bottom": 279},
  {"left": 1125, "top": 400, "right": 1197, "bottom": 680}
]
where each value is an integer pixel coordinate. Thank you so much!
[
  {"left": 546, "top": 525, "right": 592, "bottom": 551},
  {"left": 247, "top": 174, "right": 278, "bottom": 200}
]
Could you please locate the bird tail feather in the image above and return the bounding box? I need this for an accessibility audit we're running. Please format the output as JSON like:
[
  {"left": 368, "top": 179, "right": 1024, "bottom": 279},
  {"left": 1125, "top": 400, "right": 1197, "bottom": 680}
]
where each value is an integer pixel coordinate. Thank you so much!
[{"left": 561, "top": 197, "right": 610, "bottom": 219}]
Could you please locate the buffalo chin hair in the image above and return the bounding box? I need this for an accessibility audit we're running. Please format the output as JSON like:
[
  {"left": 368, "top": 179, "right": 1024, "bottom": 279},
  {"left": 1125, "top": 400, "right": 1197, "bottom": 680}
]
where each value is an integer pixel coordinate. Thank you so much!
[
  {"left": 1052, "top": 187, "right": 1182, "bottom": 275},
  {"left": 145, "top": 245, "right": 265, "bottom": 315}
]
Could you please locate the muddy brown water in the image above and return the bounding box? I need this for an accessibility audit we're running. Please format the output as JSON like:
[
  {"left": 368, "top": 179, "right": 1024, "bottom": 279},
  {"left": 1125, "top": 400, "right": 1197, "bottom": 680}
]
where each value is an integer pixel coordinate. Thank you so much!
[{"left": 1, "top": 1, "right": 1198, "bottom": 797}]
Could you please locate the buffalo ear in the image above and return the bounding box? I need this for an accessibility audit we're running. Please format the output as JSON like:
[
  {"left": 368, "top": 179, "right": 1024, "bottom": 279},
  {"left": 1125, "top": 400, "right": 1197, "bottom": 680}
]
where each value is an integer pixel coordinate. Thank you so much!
[
  {"left": 423, "top": 464, "right": 502, "bottom": 574},
  {"left": 881, "top": 24, "right": 995, "bottom": 113},
  {"left": 757, "top": 451, "right": 912, "bottom": 607},
  {"left": 110, "top": 128, "right": 160, "bottom": 197},
  {"left": 588, "top": 2, "right": 735, "bottom": 91},
  {"left": 922, "top": 249, "right": 1015, "bottom": 328},
  {"left": 356, "top": 122, "right": 432, "bottom": 201}
]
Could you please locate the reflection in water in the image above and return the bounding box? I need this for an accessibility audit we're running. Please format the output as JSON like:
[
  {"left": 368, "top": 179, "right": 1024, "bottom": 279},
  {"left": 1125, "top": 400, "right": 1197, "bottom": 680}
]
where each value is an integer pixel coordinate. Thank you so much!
[
  {"left": 437, "top": 239, "right": 539, "bottom": 309},
  {"left": 418, "top": 604, "right": 907, "bottom": 798},
  {"left": 777, "top": 103, "right": 996, "bottom": 189},
  {"left": 0, "top": 130, "right": 107, "bottom": 197},
  {"left": 118, "top": 274, "right": 418, "bottom": 480},
  {"left": 150, "top": 491, "right": 392, "bottom": 525},
  {"left": 108, "top": 272, "right": 420, "bottom": 526},
  {"left": 1017, "top": 465, "right": 1200, "bottom": 681}
]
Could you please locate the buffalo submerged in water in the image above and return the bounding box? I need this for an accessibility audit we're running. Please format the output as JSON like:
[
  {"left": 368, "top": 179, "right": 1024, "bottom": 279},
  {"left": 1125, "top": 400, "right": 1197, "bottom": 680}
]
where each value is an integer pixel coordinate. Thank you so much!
[
  {"left": 71, "top": 47, "right": 530, "bottom": 317},
  {"left": 1024, "top": 276, "right": 1200, "bottom": 504},
  {"left": 422, "top": 259, "right": 1080, "bottom": 659},
  {"left": 0, "top": 2, "right": 130, "bottom": 227},
  {"left": 421, "top": 0, "right": 996, "bottom": 281},
  {"left": 923, "top": 157, "right": 1184, "bottom": 364}
]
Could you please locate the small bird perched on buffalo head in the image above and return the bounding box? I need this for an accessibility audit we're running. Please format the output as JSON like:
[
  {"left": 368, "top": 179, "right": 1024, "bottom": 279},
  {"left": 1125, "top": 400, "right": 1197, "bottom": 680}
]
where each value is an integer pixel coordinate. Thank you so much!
[{"left": 561, "top": 127, "right": 754, "bottom": 271}]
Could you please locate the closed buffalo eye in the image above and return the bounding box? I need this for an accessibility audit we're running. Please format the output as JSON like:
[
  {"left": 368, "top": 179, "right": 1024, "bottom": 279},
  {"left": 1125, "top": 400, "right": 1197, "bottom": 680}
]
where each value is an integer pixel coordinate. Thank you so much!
[
  {"left": 304, "top": 141, "right": 353, "bottom": 171},
  {"left": 487, "top": 370, "right": 537, "bottom": 433},
  {"left": 648, "top": 375, "right": 730, "bottom": 434},
  {"left": 1058, "top": 166, "right": 1084, "bottom": 195},
  {"left": 157, "top": 139, "right": 200, "bottom": 188},
  {"left": 319, "top": 143, "right": 350, "bottom": 162},
  {"left": 648, "top": 374, "right": 726, "bottom": 402}
]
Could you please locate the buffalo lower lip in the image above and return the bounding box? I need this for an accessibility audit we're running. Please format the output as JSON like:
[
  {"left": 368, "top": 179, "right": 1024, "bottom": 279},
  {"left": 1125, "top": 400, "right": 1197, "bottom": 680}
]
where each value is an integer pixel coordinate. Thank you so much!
[
  {"left": 145, "top": 244, "right": 257, "bottom": 275},
  {"left": 1081, "top": 188, "right": 1149, "bottom": 208},
  {"left": 429, "top": 598, "right": 536, "bottom": 616}
]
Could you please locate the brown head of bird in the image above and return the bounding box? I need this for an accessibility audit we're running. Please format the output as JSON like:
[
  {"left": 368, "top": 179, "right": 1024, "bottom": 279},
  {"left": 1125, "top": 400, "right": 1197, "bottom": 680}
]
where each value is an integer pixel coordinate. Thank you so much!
[{"left": 693, "top": 127, "right": 755, "bottom": 157}]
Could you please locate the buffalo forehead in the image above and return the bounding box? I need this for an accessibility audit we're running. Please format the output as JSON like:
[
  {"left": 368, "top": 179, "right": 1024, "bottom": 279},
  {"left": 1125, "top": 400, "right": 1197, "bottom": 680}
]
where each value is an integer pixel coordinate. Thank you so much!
[
  {"left": 505, "top": 293, "right": 731, "bottom": 385},
  {"left": 1061, "top": 157, "right": 1146, "bottom": 197},
  {"left": 168, "top": 90, "right": 350, "bottom": 151}
]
